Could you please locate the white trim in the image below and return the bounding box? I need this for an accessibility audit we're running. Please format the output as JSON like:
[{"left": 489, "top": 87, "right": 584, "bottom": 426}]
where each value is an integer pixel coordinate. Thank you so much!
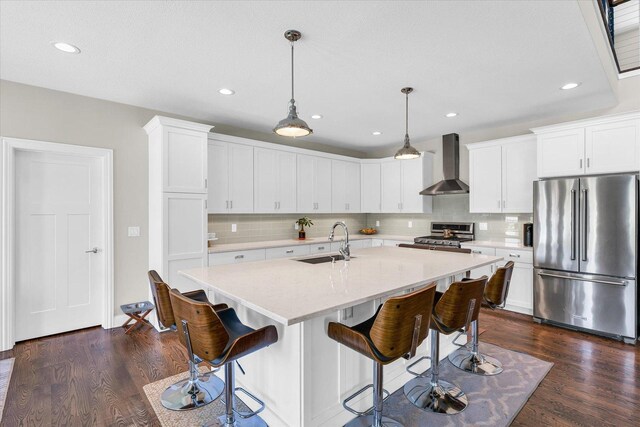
[
  {"left": 143, "top": 115, "right": 214, "bottom": 135},
  {"left": 530, "top": 110, "right": 640, "bottom": 134},
  {"left": 465, "top": 133, "right": 536, "bottom": 150},
  {"left": 0, "top": 137, "right": 114, "bottom": 351},
  {"left": 619, "top": 69, "right": 640, "bottom": 79}
]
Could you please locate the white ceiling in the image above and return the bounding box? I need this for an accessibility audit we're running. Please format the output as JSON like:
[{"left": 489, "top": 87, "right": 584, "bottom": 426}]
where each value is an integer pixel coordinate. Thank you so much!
[{"left": 0, "top": 0, "right": 617, "bottom": 151}]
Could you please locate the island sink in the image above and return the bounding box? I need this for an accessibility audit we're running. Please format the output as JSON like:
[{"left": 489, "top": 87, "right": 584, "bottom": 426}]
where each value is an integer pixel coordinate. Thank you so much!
[{"left": 296, "top": 254, "right": 354, "bottom": 264}]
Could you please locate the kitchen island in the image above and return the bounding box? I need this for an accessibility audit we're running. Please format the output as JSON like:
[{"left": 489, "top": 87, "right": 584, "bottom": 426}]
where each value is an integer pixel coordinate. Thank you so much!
[{"left": 180, "top": 246, "right": 502, "bottom": 427}]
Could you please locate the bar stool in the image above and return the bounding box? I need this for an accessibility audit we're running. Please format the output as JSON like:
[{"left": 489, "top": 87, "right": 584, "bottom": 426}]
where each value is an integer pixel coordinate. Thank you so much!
[
  {"left": 148, "top": 270, "right": 228, "bottom": 410},
  {"left": 169, "top": 288, "right": 278, "bottom": 427},
  {"left": 448, "top": 261, "right": 514, "bottom": 376},
  {"left": 328, "top": 283, "right": 437, "bottom": 427},
  {"left": 403, "top": 277, "right": 487, "bottom": 414}
]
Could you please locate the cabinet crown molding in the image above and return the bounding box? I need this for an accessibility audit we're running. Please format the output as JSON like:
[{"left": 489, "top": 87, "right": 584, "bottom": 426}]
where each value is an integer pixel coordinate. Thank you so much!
[
  {"left": 531, "top": 110, "right": 640, "bottom": 135},
  {"left": 466, "top": 134, "right": 535, "bottom": 150},
  {"left": 143, "top": 115, "right": 214, "bottom": 135}
]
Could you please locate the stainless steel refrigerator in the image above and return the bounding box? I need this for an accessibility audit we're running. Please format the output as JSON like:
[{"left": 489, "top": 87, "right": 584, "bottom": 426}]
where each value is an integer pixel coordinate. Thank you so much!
[{"left": 533, "top": 174, "right": 638, "bottom": 343}]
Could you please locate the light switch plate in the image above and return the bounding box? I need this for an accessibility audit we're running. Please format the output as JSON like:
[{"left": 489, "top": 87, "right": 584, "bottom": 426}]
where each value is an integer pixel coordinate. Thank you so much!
[
  {"left": 294, "top": 222, "right": 299, "bottom": 230},
  {"left": 231, "top": 224, "right": 237, "bottom": 232},
  {"left": 127, "top": 226, "right": 140, "bottom": 237},
  {"left": 408, "top": 221, "right": 413, "bottom": 228},
  {"left": 375, "top": 220, "right": 380, "bottom": 227},
  {"left": 479, "top": 222, "right": 488, "bottom": 231}
]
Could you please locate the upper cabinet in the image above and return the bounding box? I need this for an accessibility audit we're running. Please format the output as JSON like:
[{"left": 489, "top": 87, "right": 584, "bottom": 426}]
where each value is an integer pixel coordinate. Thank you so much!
[
  {"left": 468, "top": 135, "right": 537, "bottom": 213},
  {"left": 380, "top": 154, "right": 433, "bottom": 214},
  {"left": 361, "top": 163, "right": 381, "bottom": 213},
  {"left": 254, "top": 148, "right": 297, "bottom": 213},
  {"left": 297, "top": 154, "right": 332, "bottom": 213},
  {"left": 533, "top": 112, "right": 640, "bottom": 178},
  {"left": 331, "top": 160, "right": 361, "bottom": 213},
  {"left": 144, "top": 116, "right": 210, "bottom": 194},
  {"left": 208, "top": 139, "right": 254, "bottom": 213}
]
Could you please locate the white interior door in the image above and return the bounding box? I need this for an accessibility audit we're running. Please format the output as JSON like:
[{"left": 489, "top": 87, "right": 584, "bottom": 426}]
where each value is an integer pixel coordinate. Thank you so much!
[{"left": 15, "top": 150, "right": 104, "bottom": 341}]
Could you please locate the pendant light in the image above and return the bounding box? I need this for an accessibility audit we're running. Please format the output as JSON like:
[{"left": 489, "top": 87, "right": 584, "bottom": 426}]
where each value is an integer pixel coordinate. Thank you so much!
[
  {"left": 394, "top": 87, "right": 421, "bottom": 160},
  {"left": 273, "top": 30, "right": 313, "bottom": 137}
]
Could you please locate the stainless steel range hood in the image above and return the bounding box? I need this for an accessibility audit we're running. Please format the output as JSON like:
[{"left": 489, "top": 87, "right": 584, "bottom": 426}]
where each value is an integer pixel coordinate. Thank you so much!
[{"left": 420, "top": 133, "right": 469, "bottom": 195}]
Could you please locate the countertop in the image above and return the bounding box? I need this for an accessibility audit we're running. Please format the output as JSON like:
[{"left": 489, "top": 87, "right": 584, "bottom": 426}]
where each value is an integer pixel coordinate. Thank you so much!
[
  {"left": 460, "top": 240, "right": 533, "bottom": 251},
  {"left": 181, "top": 246, "right": 503, "bottom": 326},
  {"left": 208, "top": 234, "right": 414, "bottom": 254}
]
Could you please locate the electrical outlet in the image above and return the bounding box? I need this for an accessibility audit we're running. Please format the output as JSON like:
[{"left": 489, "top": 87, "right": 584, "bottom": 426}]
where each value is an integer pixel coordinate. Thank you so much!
[
  {"left": 479, "top": 222, "right": 488, "bottom": 231},
  {"left": 127, "top": 226, "right": 140, "bottom": 237},
  {"left": 231, "top": 224, "right": 237, "bottom": 233},
  {"left": 294, "top": 222, "right": 299, "bottom": 230},
  {"left": 408, "top": 221, "right": 413, "bottom": 228},
  {"left": 375, "top": 220, "right": 380, "bottom": 227}
]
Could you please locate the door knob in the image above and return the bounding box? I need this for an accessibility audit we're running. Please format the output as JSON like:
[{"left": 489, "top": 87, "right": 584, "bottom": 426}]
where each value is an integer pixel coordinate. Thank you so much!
[{"left": 85, "top": 247, "right": 99, "bottom": 254}]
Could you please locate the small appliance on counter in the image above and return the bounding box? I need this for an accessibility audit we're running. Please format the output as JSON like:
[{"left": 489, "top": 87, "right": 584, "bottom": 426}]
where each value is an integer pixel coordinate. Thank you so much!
[{"left": 523, "top": 223, "right": 533, "bottom": 247}]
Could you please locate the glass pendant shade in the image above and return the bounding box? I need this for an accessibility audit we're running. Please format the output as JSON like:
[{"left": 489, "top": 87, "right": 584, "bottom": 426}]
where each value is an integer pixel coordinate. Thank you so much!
[
  {"left": 394, "top": 134, "right": 421, "bottom": 159},
  {"left": 274, "top": 100, "right": 312, "bottom": 137},
  {"left": 394, "top": 87, "right": 421, "bottom": 160}
]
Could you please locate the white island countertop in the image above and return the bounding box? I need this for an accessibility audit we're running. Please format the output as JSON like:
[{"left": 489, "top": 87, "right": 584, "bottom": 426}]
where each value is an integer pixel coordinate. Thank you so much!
[{"left": 181, "top": 246, "right": 502, "bottom": 326}]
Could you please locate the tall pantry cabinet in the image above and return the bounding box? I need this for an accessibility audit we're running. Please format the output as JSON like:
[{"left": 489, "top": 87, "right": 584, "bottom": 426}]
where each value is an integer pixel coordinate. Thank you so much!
[{"left": 144, "top": 116, "right": 211, "bottom": 329}]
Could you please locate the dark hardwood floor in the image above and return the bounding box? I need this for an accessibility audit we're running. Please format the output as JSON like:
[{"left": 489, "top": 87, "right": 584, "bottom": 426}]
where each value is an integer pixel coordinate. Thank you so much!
[{"left": 0, "top": 309, "right": 638, "bottom": 426}]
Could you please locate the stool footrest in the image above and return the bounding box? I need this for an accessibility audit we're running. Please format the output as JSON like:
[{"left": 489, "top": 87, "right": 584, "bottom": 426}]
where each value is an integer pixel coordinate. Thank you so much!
[
  {"left": 406, "top": 355, "right": 431, "bottom": 377},
  {"left": 233, "top": 387, "right": 265, "bottom": 419},
  {"left": 451, "top": 329, "right": 467, "bottom": 347},
  {"left": 342, "top": 384, "right": 390, "bottom": 416}
]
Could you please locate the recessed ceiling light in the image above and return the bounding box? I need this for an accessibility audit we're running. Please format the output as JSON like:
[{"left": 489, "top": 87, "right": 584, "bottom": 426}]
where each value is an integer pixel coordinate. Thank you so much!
[
  {"left": 311, "top": 114, "right": 323, "bottom": 119},
  {"left": 561, "top": 82, "right": 581, "bottom": 90},
  {"left": 218, "top": 88, "right": 235, "bottom": 95},
  {"left": 52, "top": 42, "right": 80, "bottom": 54},
  {"left": 372, "top": 131, "right": 382, "bottom": 136},
  {"left": 445, "top": 112, "right": 458, "bottom": 118}
]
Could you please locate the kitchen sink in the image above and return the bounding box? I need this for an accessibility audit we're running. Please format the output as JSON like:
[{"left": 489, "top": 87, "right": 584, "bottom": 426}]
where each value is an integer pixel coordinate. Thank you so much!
[{"left": 296, "top": 254, "right": 355, "bottom": 264}]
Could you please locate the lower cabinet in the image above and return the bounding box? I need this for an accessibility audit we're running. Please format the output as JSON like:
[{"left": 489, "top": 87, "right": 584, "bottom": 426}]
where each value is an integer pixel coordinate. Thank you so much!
[
  {"left": 265, "top": 245, "right": 310, "bottom": 260},
  {"left": 209, "top": 248, "right": 266, "bottom": 266}
]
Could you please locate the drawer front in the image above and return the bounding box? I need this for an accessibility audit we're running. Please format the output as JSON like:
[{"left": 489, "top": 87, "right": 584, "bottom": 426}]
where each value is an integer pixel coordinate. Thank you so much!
[
  {"left": 495, "top": 248, "right": 533, "bottom": 264},
  {"left": 461, "top": 245, "right": 496, "bottom": 256},
  {"left": 209, "top": 249, "right": 266, "bottom": 266},
  {"left": 308, "top": 243, "right": 331, "bottom": 254},
  {"left": 265, "top": 245, "right": 311, "bottom": 260},
  {"left": 350, "top": 239, "right": 372, "bottom": 249}
]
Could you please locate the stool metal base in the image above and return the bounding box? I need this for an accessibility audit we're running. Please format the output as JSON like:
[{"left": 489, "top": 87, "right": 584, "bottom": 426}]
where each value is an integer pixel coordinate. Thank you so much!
[
  {"left": 345, "top": 414, "right": 404, "bottom": 427},
  {"left": 448, "top": 347, "right": 503, "bottom": 376},
  {"left": 215, "top": 414, "right": 268, "bottom": 427},
  {"left": 160, "top": 373, "right": 224, "bottom": 411},
  {"left": 403, "top": 378, "right": 468, "bottom": 414}
]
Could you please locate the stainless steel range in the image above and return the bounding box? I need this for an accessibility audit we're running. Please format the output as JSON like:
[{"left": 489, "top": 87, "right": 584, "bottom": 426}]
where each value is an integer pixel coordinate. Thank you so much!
[{"left": 414, "top": 222, "right": 475, "bottom": 248}]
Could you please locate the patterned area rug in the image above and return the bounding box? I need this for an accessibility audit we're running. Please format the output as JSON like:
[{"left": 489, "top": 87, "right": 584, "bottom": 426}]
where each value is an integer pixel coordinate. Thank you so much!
[
  {"left": 0, "top": 358, "right": 15, "bottom": 423},
  {"left": 145, "top": 343, "right": 552, "bottom": 426},
  {"left": 143, "top": 367, "right": 249, "bottom": 427},
  {"left": 383, "top": 342, "right": 553, "bottom": 426}
]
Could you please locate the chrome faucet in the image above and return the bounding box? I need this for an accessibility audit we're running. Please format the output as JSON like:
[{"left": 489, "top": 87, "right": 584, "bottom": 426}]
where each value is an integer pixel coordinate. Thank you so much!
[{"left": 328, "top": 221, "right": 350, "bottom": 261}]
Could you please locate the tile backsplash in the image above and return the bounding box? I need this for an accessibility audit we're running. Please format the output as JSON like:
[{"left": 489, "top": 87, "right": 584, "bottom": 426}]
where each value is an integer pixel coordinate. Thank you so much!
[{"left": 208, "top": 195, "right": 533, "bottom": 245}]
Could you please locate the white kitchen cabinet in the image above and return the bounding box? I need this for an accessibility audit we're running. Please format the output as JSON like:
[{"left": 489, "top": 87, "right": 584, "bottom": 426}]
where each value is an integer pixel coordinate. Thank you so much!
[
  {"left": 585, "top": 118, "right": 640, "bottom": 174},
  {"left": 331, "top": 160, "right": 361, "bottom": 213},
  {"left": 254, "top": 147, "right": 297, "bottom": 213},
  {"left": 534, "top": 112, "right": 640, "bottom": 178},
  {"left": 265, "top": 245, "right": 310, "bottom": 260},
  {"left": 380, "top": 154, "right": 433, "bottom": 213},
  {"left": 468, "top": 135, "right": 536, "bottom": 213},
  {"left": 209, "top": 248, "right": 266, "bottom": 266},
  {"left": 207, "top": 139, "right": 254, "bottom": 213},
  {"left": 330, "top": 238, "right": 371, "bottom": 252},
  {"left": 308, "top": 242, "right": 331, "bottom": 254},
  {"left": 297, "top": 154, "right": 332, "bottom": 213},
  {"left": 461, "top": 245, "right": 497, "bottom": 279},
  {"left": 495, "top": 249, "right": 532, "bottom": 315},
  {"left": 361, "top": 163, "right": 381, "bottom": 213}
]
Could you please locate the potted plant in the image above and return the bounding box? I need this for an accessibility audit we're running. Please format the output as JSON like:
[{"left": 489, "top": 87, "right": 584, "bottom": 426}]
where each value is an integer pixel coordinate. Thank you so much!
[{"left": 296, "top": 216, "right": 313, "bottom": 240}]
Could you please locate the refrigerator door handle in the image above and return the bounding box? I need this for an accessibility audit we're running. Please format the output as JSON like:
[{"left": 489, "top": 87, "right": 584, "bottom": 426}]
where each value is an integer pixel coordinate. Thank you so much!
[
  {"left": 570, "top": 189, "right": 576, "bottom": 260},
  {"left": 538, "top": 272, "right": 627, "bottom": 287},
  {"left": 581, "top": 188, "right": 588, "bottom": 262}
]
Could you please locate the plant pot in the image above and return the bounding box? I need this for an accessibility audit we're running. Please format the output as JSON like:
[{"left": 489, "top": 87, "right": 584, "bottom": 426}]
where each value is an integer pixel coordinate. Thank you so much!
[{"left": 298, "top": 230, "right": 306, "bottom": 240}]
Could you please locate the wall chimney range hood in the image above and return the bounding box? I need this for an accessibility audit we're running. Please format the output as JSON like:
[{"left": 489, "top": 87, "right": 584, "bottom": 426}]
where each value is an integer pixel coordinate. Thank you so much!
[{"left": 420, "top": 133, "right": 469, "bottom": 195}]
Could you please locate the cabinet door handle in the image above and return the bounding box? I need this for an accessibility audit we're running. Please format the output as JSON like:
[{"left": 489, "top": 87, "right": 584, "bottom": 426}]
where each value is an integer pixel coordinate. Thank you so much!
[
  {"left": 587, "top": 158, "right": 590, "bottom": 168},
  {"left": 286, "top": 249, "right": 294, "bottom": 254},
  {"left": 278, "top": 201, "right": 281, "bottom": 210},
  {"left": 226, "top": 200, "right": 229, "bottom": 209},
  {"left": 471, "top": 250, "right": 481, "bottom": 254},
  {"left": 508, "top": 253, "right": 521, "bottom": 258},
  {"left": 235, "top": 255, "right": 245, "bottom": 259},
  {"left": 580, "top": 159, "right": 583, "bottom": 169},
  {"left": 230, "top": 200, "right": 233, "bottom": 209},
  {"left": 205, "top": 178, "right": 207, "bottom": 188},
  {"left": 317, "top": 246, "right": 325, "bottom": 250},
  {"left": 503, "top": 200, "right": 506, "bottom": 209}
]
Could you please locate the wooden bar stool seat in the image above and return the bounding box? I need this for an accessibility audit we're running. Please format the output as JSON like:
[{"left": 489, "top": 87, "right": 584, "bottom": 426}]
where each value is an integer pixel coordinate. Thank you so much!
[
  {"left": 448, "top": 261, "right": 514, "bottom": 376},
  {"left": 328, "top": 283, "right": 437, "bottom": 427},
  {"left": 148, "top": 270, "right": 228, "bottom": 411},
  {"left": 403, "top": 277, "right": 487, "bottom": 414},
  {"left": 169, "top": 288, "right": 278, "bottom": 427}
]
